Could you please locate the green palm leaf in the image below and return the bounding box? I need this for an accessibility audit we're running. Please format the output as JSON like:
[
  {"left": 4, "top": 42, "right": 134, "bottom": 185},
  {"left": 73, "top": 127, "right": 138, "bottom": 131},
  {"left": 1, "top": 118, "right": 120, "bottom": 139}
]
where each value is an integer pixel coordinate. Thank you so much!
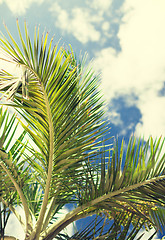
[
  {"left": 52, "top": 213, "right": 156, "bottom": 240},
  {"left": 73, "top": 136, "right": 165, "bottom": 232},
  {"left": 0, "top": 21, "right": 107, "bottom": 238}
]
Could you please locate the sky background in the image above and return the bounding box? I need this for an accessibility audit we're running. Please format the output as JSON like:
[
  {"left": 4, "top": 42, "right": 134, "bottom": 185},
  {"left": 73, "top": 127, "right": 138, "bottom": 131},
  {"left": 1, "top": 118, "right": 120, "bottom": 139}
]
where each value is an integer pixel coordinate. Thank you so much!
[{"left": 0, "top": 0, "right": 165, "bottom": 239}]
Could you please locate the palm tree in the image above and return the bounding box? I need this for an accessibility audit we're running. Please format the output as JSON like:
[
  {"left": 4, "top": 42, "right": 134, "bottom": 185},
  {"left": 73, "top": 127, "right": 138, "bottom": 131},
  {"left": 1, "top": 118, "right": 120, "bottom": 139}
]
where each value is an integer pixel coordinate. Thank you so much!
[{"left": 0, "top": 21, "right": 165, "bottom": 240}]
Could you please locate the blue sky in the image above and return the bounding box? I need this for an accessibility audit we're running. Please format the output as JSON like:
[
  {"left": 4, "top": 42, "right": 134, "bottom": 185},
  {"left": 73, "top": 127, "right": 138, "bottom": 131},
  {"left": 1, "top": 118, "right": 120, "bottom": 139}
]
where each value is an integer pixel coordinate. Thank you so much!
[{"left": 0, "top": 0, "right": 165, "bottom": 239}]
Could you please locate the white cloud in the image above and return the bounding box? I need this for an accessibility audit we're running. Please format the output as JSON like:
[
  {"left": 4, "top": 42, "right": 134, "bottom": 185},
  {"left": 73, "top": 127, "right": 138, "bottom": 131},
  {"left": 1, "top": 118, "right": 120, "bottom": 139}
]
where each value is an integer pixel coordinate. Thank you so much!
[
  {"left": 88, "top": 0, "right": 113, "bottom": 13},
  {"left": 49, "top": 3, "right": 101, "bottom": 44},
  {"left": 0, "top": 0, "right": 43, "bottom": 15},
  {"left": 5, "top": 206, "right": 25, "bottom": 240},
  {"left": 94, "top": 0, "right": 165, "bottom": 139},
  {"left": 135, "top": 90, "right": 165, "bottom": 139},
  {"left": 69, "top": 7, "right": 101, "bottom": 44},
  {"left": 102, "top": 21, "right": 110, "bottom": 32},
  {"left": 49, "top": 1, "right": 114, "bottom": 44}
]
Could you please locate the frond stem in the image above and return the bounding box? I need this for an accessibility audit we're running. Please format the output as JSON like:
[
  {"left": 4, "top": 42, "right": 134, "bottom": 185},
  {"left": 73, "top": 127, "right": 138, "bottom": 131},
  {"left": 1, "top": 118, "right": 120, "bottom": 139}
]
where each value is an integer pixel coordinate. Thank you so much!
[
  {"left": 25, "top": 69, "right": 54, "bottom": 240},
  {"left": 41, "top": 197, "right": 56, "bottom": 231}
]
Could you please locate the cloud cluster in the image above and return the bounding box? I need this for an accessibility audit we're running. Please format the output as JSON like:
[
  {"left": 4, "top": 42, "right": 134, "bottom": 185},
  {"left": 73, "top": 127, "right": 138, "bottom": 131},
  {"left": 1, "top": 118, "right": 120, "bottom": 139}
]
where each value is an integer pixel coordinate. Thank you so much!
[
  {"left": 87, "top": 0, "right": 113, "bottom": 13},
  {"left": 49, "top": 0, "right": 113, "bottom": 44},
  {"left": 94, "top": 0, "right": 165, "bottom": 139},
  {"left": 0, "top": 0, "right": 43, "bottom": 15},
  {"left": 49, "top": 3, "right": 101, "bottom": 44}
]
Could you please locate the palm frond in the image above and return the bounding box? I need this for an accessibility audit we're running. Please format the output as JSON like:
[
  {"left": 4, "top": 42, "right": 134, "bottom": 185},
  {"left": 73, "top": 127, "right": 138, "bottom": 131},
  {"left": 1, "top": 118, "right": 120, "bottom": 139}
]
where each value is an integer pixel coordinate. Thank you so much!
[
  {"left": 0, "top": 21, "right": 107, "bottom": 238},
  {"left": 71, "top": 136, "right": 165, "bottom": 231},
  {"left": 0, "top": 20, "right": 106, "bottom": 179},
  {"left": 52, "top": 213, "right": 156, "bottom": 240}
]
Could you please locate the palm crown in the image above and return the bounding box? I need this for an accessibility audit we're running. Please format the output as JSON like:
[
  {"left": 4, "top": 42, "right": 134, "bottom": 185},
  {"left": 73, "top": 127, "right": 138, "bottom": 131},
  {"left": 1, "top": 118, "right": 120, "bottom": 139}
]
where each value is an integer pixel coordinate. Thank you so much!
[{"left": 0, "top": 21, "right": 165, "bottom": 240}]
